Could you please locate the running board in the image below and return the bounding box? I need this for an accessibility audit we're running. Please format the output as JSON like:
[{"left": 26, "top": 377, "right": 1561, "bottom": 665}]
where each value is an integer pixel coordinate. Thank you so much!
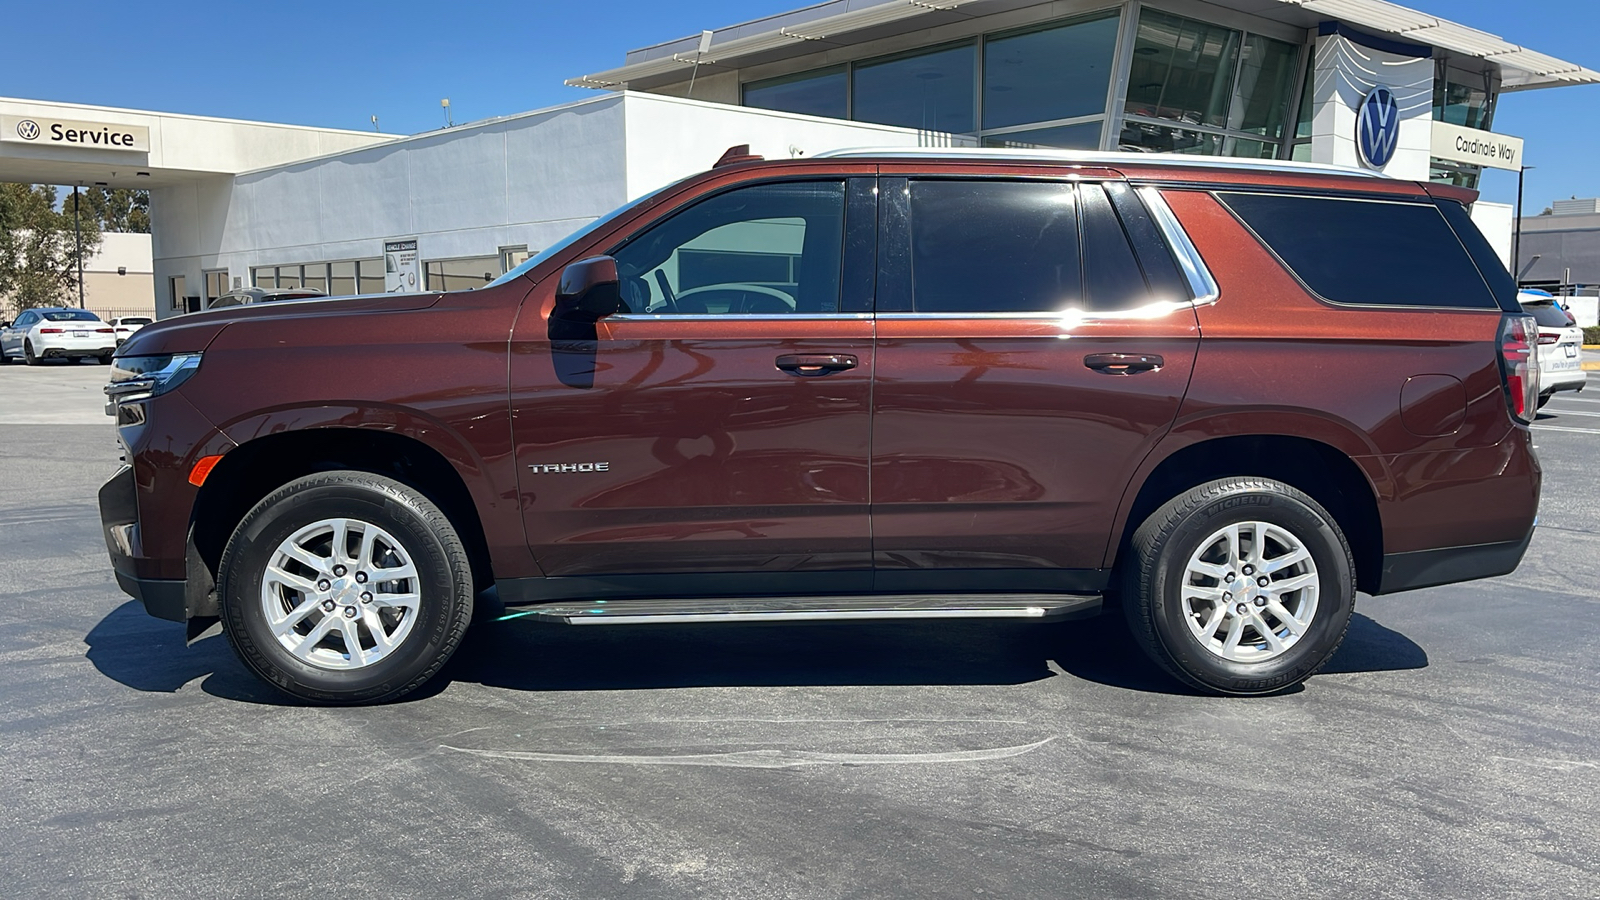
[{"left": 513, "top": 593, "right": 1101, "bottom": 625}]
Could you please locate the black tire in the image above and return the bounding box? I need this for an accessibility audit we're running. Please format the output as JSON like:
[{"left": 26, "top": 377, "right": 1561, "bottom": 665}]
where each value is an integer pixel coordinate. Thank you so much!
[
  {"left": 1122, "top": 477, "right": 1355, "bottom": 696},
  {"left": 98, "top": 353, "right": 114, "bottom": 365},
  {"left": 0, "top": 348, "right": 9, "bottom": 365},
  {"left": 23, "top": 341, "right": 39, "bottom": 366},
  {"left": 218, "top": 471, "right": 474, "bottom": 704}
]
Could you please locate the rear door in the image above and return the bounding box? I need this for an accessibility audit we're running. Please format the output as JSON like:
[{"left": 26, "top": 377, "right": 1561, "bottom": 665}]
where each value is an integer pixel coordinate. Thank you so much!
[
  {"left": 509, "top": 175, "right": 878, "bottom": 592},
  {"left": 869, "top": 171, "right": 1201, "bottom": 592}
]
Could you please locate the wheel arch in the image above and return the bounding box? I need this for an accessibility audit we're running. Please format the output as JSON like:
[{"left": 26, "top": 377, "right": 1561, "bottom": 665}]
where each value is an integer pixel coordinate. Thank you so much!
[
  {"left": 190, "top": 428, "right": 495, "bottom": 594},
  {"left": 1108, "top": 433, "right": 1384, "bottom": 595}
]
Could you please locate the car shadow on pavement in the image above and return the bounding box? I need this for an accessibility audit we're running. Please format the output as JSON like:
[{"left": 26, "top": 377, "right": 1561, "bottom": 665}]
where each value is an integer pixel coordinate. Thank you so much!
[{"left": 84, "top": 600, "right": 1428, "bottom": 704}]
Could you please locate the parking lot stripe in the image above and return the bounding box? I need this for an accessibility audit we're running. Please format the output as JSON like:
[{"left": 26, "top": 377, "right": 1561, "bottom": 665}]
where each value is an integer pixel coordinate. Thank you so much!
[
  {"left": 1538, "top": 408, "right": 1600, "bottom": 418},
  {"left": 1531, "top": 424, "right": 1600, "bottom": 435}
]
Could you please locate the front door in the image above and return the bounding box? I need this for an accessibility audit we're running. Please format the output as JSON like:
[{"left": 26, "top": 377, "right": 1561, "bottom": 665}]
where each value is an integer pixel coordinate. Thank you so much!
[
  {"left": 869, "top": 172, "right": 1201, "bottom": 592},
  {"left": 509, "top": 177, "right": 877, "bottom": 594}
]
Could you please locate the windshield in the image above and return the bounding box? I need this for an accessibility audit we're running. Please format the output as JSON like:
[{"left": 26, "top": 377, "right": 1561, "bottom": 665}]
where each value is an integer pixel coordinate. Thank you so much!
[
  {"left": 41, "top": 310, "right": 101, "bottom": 322},
  {"left": 486, "top": 183, "right": 679, "bottom": 289}
]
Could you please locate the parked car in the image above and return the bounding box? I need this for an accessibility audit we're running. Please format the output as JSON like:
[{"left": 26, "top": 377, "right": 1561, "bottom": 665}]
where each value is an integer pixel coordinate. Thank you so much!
[
  {"left": 109, "top": 316, "right": 153, "bottom": 346},
  {"left": 208, "top": 287, "right": 326, "bottom": 309},
  {"left": 101, "top": 148, "right": 1541, "bottom": 704},
  {"left": 0, "top": 308, "right": 116, "bottom": 365},
  {"left": 1518, "top": 290, "right": 1585, "bottom": 406}
]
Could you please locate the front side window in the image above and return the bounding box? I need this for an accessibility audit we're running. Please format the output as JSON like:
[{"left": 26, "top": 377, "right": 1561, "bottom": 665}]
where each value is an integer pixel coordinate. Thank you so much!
[
  {"left": 1220, "top": 193, "right": 1498, "bottom": 309},
  {"left": 612, "top": 181, "right": 845, "bottom": 315}
]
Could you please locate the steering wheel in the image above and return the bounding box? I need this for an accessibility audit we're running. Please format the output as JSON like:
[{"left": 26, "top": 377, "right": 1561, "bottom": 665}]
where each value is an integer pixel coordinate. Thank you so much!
[{"left": 652, "top": 270, "right": 679, "bottom": 313}]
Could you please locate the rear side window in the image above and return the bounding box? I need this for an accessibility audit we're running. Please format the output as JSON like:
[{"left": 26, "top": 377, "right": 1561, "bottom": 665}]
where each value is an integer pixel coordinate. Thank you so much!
[
  {"left": 1219, "top": 192, "right": 1498, "bottom": 309},
  {"left": 1436, "top": 199, "right": 1521, "bottom": 313},
  {"left": 908, "top": 180, "right": 1079, "bottom": 314}
]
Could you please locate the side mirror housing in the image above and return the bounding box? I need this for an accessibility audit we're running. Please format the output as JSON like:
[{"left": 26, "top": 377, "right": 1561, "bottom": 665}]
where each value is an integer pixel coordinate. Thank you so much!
[{"left": 554, "top": 256, "right": 621, "bottom": 321}]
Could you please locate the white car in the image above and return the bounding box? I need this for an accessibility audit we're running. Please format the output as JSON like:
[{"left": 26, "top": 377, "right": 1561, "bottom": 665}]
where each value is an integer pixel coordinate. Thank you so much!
[
  {"left": 1518, "top": 291, "right": 1585, "bottom": 407},
  {"left": 0, "top": 308, "right": 117, "bottom": 366},
  {"left": 109, "top": 316, "right": 153, "bottom": 346}
]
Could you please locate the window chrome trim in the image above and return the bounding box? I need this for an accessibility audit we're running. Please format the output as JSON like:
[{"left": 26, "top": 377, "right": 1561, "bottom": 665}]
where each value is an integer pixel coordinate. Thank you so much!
[
  {"left": 1138, "top": 186, "right": 1220, "bottom": 305},
  {"left": 606, "top": 313, "right": 873, "bottom": 322}
]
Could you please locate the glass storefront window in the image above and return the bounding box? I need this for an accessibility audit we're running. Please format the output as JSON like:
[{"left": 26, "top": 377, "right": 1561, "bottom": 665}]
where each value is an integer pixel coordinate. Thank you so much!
[
  {"left": 1430, "top": 159, "right": 1482, "bottom": 191},
  {"left": 1124, "top": 9, "right": 1241, "bottom": 130},
  {"left": 329, "top": 260, "right": 357, "bottom": 296},
  {"left": 743, "top": 67, "right": 849, "bottom": 119},
  {"left": 1229, "top": 34, "right": 1299, "bottom": 140},
  {"left": 852, "top": 43, "right": 975, "bottom": 134},
  {"left": 276, "top": 266, "right": 301, "bottom": 289},
  {"left": 425, "top": 256, "right": 499, "bottom": 292},
  {"left": 358, "top": 258, "right": 385, "bottom": 294},
  {"left": 1118, "top": 122, "right": 1274, "bottom": 159},
  {"left": 982, "top": 121, "right": 1103, "bottom": 150},
  {"left": 302, "top": 262, "right": 328, "bottom": 294},
  {"left": 1433, "top": 66, "right": 1495, "bottom": 131},
  {"left": 982, "top": 15, "right": 1120, "bottom": 130},
  {"left": 252, "top": 267, "right": 275, "bottom": 289}
]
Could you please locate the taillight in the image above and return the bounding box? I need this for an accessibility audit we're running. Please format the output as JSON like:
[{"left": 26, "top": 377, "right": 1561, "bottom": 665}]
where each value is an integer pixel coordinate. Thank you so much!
[
  {"left": 95, "top": 328, "right": 114, "bottom": 333},
  {"left": 39, "top": 327, "right": 63, "bottom": 334},
  {"left": 1538, "top": 333, "right": 1559, "bottom": 345},
  {"left": 1499, "top": 314, "right": 1541, "bottom": 424}
]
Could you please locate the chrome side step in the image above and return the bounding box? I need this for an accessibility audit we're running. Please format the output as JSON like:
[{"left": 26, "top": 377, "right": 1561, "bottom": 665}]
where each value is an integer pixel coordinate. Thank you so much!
[{"left": 512, "top": 593, "right": 1101, "bottom": 625}]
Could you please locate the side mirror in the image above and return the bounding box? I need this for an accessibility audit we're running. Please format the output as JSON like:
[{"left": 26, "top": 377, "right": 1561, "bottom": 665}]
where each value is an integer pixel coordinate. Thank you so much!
[
  {"left": 0, "top": 321, "right": 9, "bottom": 329},
  {"left": 554, "top": 256, "right": 621, "bottom": 321}
]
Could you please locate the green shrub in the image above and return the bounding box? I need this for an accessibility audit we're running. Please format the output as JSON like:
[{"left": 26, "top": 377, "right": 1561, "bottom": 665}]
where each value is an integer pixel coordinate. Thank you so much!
[{"left": 1584, "top": 326, "right": 1600, "bottom": 346}]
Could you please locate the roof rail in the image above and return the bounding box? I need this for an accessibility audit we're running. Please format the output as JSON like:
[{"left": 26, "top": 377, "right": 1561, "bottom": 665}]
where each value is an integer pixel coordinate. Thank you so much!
[{"left": 811, "top": 147, "right": 1389, "bottom": 178}]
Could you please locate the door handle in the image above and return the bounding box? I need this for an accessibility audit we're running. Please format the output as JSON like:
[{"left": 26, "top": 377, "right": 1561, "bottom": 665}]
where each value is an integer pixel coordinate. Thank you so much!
[
  {"left": 775, "top": 353, "right": 859, "bottom": 377},
  {"left": 1084, "top": 352, "right": 1164, "bottom": 375}
]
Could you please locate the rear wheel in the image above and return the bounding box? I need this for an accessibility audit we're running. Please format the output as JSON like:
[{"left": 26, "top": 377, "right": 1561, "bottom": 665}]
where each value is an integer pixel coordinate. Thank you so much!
[
  {"left": 218, "top": 471, "right": 474, "bottom": 704},
  {"left": 1123, "top": 477, "right": 1354, "bottom": 695},
  {"left": 23, "top": 341, "right": 39, "bottom": 366}
]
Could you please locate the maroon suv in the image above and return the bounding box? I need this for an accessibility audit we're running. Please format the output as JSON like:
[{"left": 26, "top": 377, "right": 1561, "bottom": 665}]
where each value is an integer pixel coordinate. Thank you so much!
[{"left": 100, "top": 148, "right": 1541, "bottom": 704}]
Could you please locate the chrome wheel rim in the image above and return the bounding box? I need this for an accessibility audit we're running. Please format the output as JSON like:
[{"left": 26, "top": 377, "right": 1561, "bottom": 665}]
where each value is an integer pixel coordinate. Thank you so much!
[
  {"left": 1181, "top": 520, "right": 1319, "bottom": 663},
  {"left": 260, "top": 517, "right": 422, "bottom": 670}
]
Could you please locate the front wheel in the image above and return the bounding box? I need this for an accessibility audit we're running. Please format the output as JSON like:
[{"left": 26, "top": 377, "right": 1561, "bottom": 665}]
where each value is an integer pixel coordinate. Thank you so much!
[
  {"left": 1123, "top": 477, "right": 1355, "bottom": 695},
  {"left": 218, "top": 471, "right": 474, "bottom": 704}
]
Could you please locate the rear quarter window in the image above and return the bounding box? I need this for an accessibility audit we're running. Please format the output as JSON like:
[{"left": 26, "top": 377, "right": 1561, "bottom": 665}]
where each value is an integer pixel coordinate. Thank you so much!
[{"left": 1219, "top": 192, "right": 1498, "bottom": 309}]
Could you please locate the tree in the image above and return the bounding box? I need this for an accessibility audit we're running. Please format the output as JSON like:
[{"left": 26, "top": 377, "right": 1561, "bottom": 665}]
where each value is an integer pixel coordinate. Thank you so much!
[
  {"left": 82, "top": 187, "right": 150, "bottom": 233},
  {"left": 0, "top": 184, "right": 103, "bottom": 311}
]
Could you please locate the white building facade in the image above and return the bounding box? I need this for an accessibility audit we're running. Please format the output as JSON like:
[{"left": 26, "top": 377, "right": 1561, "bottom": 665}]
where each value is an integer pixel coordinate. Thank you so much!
[{"left": 0, "top": 0, "right": 1593, "bottom": 319}]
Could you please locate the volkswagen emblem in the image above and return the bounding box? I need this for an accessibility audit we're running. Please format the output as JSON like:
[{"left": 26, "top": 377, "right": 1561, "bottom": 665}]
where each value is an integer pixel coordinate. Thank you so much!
[
  {"left": 1356, "top": 87, "right": 1400, "bottom": 169},
  {"left": 15, "top": 120, "right": 40, "bottom": 141}
]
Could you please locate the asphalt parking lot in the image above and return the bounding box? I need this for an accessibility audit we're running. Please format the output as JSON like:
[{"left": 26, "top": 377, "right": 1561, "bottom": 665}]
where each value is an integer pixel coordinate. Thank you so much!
[{"left": 1, "top": 359, "right": 1597, "bottom": 899}]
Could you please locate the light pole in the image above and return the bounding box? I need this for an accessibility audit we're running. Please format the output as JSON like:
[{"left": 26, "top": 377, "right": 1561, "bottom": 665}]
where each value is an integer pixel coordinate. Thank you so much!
[
  {"left": 1513, "top": 164, "right": 1534, "bottom": 285},
  {"left": 72, "top": 184, "right": 85, "bottom": 308}
]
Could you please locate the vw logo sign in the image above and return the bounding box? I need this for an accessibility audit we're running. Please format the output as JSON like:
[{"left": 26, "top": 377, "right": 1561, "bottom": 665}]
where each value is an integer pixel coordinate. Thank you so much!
[
  {"left": 1356, "top": 86, "right": 1400, "bottom": 169},
  {"left": 15, "top": 120, "right": 40, "bottom": 141}
]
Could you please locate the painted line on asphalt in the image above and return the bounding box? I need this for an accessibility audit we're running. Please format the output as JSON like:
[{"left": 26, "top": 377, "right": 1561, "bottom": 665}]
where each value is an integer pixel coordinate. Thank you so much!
[{"left": 1532, "top": 424, "right": 1600, "bottom": 435}]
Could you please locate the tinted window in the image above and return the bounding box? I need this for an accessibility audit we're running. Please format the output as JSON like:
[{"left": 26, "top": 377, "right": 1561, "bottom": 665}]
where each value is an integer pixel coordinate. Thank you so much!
[
  {"left": 909, "top": 180, "right": 1079, "bottom": 314},
  {"left": 743, "top": 68, "right": 848, "bottom": 120},
  {"left": 1104, "top": 182, "right": 1189, "bottom": 302},
  {"left": 42, "top": 310, "right": 101, "bottom": 322},
  {"left": 612, "top": 181, "right": 845, "bottom": 315},
  {"left": 1436, "top": 199, "right": 1520, "bottom": 312},
  {"left": 1220, "top": 193, "right": 1498, "bottom": 309},
  {"left": 120, "top": 318, "right": 152, "bottom": 326},
  {"left": 1080, "top": 184, "right": 1150, "bottom": 311},
  {"left": 1522, "top": 302, "right": 1572, "bottom": 328},
  {"left": 210, "top": 295, "right": 242, "bottom": 308}
]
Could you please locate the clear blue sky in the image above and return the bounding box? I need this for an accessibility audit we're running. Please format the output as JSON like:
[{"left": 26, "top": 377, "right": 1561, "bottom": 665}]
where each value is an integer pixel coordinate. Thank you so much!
[{"left": 8, "top": 0, "right": 1598, "bottom": 208}]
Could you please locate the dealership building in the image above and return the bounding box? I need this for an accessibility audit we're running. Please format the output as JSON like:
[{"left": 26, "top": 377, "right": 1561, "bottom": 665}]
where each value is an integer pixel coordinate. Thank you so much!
[{"left": 1, "top": 0, "right": 1595, "bottom": 318}]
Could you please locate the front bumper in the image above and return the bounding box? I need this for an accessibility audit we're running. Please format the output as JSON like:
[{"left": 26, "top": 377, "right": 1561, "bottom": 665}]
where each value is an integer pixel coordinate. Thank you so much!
[{"left": 99, "top": 465, "right": 214, "bottom": 622}]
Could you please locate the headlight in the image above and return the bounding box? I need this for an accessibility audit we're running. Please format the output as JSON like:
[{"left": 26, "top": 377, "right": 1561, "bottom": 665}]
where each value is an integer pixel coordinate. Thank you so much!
[{"left": 105, "top": 353, "right": 202, "bottom": 408}]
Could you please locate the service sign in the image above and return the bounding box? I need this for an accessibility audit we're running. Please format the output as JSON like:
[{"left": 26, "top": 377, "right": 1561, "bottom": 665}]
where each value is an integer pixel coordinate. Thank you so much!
[
  {"left": 1430, "top": 120, "right": 1523, "bottom": 172},
  {"left": 0, "top": 115, "right": 150, "bottom": 153}
]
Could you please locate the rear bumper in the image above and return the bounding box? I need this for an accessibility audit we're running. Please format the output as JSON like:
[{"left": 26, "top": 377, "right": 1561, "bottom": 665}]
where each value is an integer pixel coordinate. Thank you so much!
[
  {"left": 1541, "top": 371, "right": 1586, "bottom": 394},
  {"left": 1375, "top": 527, "right": 1535, "bottom": 595}
]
